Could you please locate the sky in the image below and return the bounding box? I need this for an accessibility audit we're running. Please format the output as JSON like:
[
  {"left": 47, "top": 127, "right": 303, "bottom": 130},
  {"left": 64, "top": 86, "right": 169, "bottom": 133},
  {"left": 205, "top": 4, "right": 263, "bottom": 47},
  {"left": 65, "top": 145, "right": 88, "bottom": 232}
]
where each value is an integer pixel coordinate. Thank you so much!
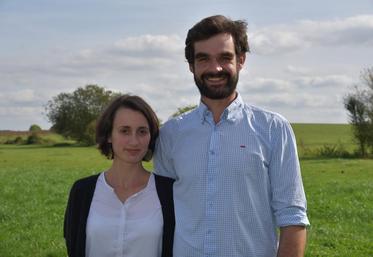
[{"left": 1, "top": 0, "right": 373, "bottom": 130}]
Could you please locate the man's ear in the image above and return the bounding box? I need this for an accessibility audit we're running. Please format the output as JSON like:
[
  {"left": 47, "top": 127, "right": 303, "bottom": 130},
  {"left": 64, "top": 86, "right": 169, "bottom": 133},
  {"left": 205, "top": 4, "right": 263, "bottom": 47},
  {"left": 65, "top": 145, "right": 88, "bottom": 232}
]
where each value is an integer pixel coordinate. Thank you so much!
[
  {"left": 237, "top": 53, "right": 246, "bottom": 70},
  {"left": 189, "top": 63, "right": 194, "bottom": 73}
]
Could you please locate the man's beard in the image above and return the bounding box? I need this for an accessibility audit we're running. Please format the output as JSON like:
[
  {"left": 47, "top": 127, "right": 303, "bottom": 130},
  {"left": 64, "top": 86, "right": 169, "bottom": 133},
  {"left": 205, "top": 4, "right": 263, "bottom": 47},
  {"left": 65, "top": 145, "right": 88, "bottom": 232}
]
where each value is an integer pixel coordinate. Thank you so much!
[{"left": 194, "top": 70, "right": 239, "bottom": 100}]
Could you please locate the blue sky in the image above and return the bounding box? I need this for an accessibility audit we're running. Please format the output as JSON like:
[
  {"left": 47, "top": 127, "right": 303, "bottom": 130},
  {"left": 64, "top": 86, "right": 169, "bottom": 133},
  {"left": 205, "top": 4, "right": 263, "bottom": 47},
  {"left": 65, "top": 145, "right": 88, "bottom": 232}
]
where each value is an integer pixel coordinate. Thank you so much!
[{"left": 1, "top": 0, "right": 373, "bottom": 130}]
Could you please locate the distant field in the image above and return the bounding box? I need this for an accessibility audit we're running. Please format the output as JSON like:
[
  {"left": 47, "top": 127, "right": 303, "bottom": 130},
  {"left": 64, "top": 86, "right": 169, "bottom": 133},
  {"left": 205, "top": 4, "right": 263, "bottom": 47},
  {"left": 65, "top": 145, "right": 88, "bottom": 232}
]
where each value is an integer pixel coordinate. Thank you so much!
[
  {"left": 292, "top": 123, "right": 354, "bottom": 147},
  {"left": 291, "top": 123, "right": 355, "bottom": 156},
  {"left": 0, "top": 130, "right": 74, "bottom": 145}
]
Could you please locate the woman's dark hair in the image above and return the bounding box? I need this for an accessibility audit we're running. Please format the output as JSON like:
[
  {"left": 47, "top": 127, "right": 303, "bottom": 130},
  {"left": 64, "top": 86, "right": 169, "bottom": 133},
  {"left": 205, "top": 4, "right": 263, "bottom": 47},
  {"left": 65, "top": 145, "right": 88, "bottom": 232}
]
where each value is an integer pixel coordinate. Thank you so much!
[
  {"left": 185, "top": 15, "right": 250, "bottom": 64},
  {"left": 96, "top": 94, "right": 159, "bottom": 161}
]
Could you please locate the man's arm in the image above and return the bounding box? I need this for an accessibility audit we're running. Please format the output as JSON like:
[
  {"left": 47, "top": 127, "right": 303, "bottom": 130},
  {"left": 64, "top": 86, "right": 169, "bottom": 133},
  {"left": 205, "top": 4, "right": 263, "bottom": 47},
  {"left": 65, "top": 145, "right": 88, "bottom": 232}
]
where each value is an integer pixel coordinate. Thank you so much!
[
  {"left": 277, "top": 225, "right": 307, "bottom": 257},
  {"left": 153, "top": 121, "right": 177, "bottom": 179}
]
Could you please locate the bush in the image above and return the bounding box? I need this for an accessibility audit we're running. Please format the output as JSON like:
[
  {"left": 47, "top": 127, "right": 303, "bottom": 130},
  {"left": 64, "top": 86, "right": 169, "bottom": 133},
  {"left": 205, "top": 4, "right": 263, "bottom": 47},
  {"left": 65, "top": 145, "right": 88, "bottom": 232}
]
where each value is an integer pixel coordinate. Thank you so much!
[
  {"left": 81, "top": 120, "right": 96, "bottom": 146},
  {"left": 298, "top": 138, "right": 313, "bottom": 158},
  {"left": 26, "top": 133, "right": 43, "bottom": 145},
  {"left": 315, "top": 143, "right": 352, "bottom": 158},
  {"left": 4, "top": 136, "right": 25, "bottom": 145},
  {"left": 14, "top": 136, "right": 24, "bottom": 144}
]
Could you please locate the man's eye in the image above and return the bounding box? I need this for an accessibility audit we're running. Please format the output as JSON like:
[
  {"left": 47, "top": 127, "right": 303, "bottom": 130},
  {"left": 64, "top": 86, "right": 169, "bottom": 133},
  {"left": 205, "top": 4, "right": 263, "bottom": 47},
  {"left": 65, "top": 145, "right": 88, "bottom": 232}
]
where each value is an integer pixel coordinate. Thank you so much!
[
  {"left": 196, "top": 56, "right": 208, "bottom": 62},
  {"left": 221, "top": 55, "right": 233, "bottom": 62}
]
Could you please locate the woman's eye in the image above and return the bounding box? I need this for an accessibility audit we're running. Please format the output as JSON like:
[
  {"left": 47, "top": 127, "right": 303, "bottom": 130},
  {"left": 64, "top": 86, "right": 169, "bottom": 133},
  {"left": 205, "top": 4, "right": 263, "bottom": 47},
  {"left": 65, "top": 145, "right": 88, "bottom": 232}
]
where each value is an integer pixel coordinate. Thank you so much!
[
  {"left": 120, "top": 129, "right": 130, "bottom": 134},
  {"left": 138, "top": 129, "right": 149, "bottom": 136}
]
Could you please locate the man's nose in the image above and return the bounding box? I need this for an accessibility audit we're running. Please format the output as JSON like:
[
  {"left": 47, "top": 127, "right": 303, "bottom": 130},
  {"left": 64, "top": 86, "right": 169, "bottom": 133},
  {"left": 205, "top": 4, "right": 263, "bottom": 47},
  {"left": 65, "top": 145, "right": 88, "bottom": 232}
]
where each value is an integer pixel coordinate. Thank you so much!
[{"left": 207, "top": 58, "right": 223, "bottom": 72}]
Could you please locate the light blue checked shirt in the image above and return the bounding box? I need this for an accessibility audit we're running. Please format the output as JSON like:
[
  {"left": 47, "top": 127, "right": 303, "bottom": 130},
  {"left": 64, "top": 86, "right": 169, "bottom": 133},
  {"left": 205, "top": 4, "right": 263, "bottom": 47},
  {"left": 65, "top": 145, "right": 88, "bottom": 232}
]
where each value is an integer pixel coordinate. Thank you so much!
[{"left": 154, "top": 93, "right": 309, "bottom": 257}]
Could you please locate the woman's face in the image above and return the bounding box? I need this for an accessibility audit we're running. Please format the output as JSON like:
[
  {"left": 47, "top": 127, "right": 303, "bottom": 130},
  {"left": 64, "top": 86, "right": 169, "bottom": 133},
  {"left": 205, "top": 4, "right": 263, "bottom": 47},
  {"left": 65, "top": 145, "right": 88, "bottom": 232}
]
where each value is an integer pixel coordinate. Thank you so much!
[{"left": 109, "top": 107, "right": 151, "bottom": 164}]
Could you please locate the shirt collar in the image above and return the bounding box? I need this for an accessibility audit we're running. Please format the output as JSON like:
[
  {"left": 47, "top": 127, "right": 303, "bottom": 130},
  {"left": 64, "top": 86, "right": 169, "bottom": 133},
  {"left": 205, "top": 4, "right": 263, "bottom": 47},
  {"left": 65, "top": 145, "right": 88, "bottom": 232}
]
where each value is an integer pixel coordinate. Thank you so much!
[{"left": 196, "top": 92, "right": 245, "bottom": 124}]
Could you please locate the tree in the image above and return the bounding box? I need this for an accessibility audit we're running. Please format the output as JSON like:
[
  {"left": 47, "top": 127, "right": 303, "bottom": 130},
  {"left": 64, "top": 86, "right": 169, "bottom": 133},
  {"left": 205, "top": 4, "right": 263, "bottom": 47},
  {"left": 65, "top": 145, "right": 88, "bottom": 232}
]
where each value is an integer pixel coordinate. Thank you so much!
[
  {"left": 29, "top": 124, "right": 42, "bottom": 132},
  {"left": 45, "top": 85, "right": 119, "bottom": 145},
  {"left": 345, "top": 95, "right": 369, "bottom": 156},
  {"left": 344, "top": 68, "right": 373, "bottom": 156},
  {"left": 171, "top": 104, "right": 197, "bottom": 118}
]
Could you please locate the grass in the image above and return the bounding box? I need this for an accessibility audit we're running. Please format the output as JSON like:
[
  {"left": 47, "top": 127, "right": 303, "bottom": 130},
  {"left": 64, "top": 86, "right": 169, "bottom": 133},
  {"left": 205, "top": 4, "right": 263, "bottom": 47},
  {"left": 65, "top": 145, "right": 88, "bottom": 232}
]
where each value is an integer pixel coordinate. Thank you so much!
[
  {"left": 301, "top": 159, "right": 373, "bottom": 256},
  {"left": 1, "top": 124, "right": 372, "bottom": 256},
  {"left": 0, "top": 145, "right": 105, "bottom": 257}
]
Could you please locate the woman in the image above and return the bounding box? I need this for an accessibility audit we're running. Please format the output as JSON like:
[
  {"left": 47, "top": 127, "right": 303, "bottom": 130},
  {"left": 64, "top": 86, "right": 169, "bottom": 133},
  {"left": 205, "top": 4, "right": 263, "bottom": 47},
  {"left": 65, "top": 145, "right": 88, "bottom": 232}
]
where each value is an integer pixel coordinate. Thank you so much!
[{"left": 64, "top": 95, "right": 174, "bottom": 257}]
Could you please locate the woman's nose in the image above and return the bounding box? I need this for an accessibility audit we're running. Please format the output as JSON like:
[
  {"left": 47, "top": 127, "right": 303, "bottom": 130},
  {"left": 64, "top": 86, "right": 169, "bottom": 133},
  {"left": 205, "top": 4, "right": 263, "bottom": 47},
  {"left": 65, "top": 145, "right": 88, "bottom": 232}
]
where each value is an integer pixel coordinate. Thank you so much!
[{"left": 128, "top": 134, "right": 139, "bottom": 145}]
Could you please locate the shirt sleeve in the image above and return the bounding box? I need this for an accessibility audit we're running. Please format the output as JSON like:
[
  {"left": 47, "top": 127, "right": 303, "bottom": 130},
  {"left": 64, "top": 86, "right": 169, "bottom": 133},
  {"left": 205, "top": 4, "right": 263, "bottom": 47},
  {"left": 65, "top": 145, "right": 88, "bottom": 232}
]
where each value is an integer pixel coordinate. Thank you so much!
[
  {"left": 268, "top": 117, "right": 310, "bottom": 227},
  {"left": 153, "top": 120, "right": 177, "bottom": 179}
]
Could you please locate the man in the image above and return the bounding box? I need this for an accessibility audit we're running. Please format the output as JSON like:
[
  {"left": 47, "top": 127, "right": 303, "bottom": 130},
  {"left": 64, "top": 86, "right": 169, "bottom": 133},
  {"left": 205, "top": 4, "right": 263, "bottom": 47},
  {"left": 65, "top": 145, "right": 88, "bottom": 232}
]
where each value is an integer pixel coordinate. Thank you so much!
[{"left": 154, "top": 15, "right": 309, "bottom": 257}]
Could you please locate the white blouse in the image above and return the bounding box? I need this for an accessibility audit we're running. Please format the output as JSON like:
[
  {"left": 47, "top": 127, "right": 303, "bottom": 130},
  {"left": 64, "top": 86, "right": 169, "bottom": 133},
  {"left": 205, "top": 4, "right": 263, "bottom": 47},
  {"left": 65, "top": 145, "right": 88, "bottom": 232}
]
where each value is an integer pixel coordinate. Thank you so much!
[{"left": 85, "top": 172, "right": 163, "bottom": 257}]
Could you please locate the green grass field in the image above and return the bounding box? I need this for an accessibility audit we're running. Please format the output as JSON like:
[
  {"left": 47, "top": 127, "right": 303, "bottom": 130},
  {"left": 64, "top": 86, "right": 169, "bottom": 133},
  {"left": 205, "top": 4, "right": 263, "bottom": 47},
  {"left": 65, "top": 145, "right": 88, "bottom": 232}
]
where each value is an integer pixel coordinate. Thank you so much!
[
  {"left": 301, "top": 159, "right": 373, "bottom": 256},
  {"left": 0, "top": 124, "right": 372, "bottom": 256}
]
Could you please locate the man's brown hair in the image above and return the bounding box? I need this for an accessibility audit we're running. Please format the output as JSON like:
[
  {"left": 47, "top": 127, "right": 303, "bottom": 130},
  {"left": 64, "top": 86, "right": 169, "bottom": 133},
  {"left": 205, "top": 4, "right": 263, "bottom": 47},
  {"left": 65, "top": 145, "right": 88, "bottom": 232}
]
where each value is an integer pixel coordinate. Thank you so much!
[{"left": 185, "top": 15, "right": 250, "bottom": 64}]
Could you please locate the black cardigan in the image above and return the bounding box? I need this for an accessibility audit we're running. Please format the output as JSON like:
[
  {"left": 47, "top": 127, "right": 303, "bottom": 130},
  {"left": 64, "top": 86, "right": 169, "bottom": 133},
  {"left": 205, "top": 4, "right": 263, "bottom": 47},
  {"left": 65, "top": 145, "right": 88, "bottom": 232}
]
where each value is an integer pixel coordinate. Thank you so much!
[{"left": 63, "top": 173, "right": 175, "bottom": 257}]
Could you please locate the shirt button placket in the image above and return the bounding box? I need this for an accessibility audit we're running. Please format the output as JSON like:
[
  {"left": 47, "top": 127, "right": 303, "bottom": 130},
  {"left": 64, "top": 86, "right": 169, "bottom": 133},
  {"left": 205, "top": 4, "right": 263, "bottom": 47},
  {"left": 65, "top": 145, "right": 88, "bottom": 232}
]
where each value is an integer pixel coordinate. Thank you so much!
[
  {"left": 204, "top": 124, "right": 218, "bottom": 256},
  {"left": 120, "top": 204, "right": 127, "bottom": 255}
]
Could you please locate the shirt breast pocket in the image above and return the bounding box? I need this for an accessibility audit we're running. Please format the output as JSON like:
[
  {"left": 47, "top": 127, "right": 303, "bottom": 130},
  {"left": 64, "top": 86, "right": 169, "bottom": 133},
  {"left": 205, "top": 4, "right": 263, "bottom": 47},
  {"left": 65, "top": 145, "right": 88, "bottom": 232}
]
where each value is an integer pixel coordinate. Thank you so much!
[{"left": 225, "top": 134, "right": 269, "bottom": 180}]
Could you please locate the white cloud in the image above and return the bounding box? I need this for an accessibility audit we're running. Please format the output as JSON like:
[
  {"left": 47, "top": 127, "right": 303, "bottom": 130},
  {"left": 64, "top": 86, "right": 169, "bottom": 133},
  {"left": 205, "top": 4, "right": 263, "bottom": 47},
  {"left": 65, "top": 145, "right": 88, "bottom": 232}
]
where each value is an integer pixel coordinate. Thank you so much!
[
  {"left": 250, "top": 15, "right": 373, "bottom": 55},
  {"left": 48, "top": 34, "right": 185, "bottom": 77},
  {"left": 300, "top": 15, "right": 373, "bottom": 46},
  {"left": 250, "top": 30, "right": 305, "bottom": 55},
  {"left": 240, "top": 72, "right": 355, "bottom": 123},
  {"left": 0, "top": 89, "right": 47, "bottom": 106},
  {"left": 285, "top": 65, "right": 310, "bottom": 75},
  {"left": 292, "top": 74, "right": 355, "bottom": 90},
  {"left": 0, "top": 106, "right": 49, "bottom": 130},
  {"left": 242, "top": 77, "right": 292, "bottom": 93},
  {"left": 0, "top": 106, "right": 39, "bottom": 116},
  {"left": 113, "top": 34, "right": 183, "bottom": 55}
]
